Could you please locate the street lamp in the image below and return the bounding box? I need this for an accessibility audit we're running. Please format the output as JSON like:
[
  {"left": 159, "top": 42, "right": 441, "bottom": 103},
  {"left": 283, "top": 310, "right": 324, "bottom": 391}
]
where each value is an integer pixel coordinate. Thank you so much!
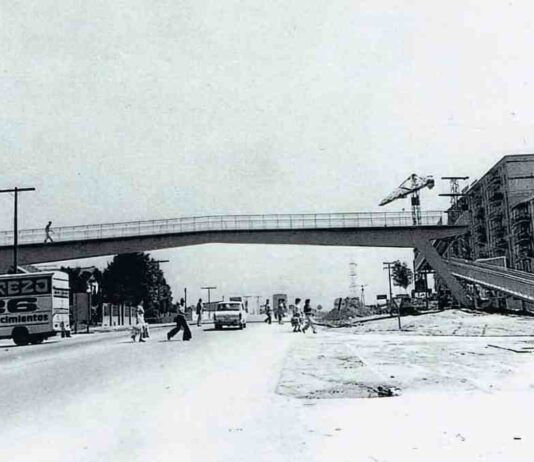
[
  {"left": 201, "top": 286, "right": 217, "bottom": 319},
  {"left": 86, "top": 276, "right": 97, "bottom": 333}
]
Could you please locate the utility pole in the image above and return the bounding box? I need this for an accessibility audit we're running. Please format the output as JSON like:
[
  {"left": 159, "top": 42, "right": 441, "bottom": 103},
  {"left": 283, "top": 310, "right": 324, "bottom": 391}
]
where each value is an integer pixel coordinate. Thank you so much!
[
  {"left": 201, "top": 286, "right": 217, "bottom": 319},
  {"left": 440, "top": 176, "right": 470, "bottom": 258},
  {"left": 440, "top": 176, "right": 469, "bottom": 208},
  {"left": 86, "top": 276, "right": 96, "bottom": 334},
  {"left": 383, "top": 261, "right": 400, "bottom": 330},
  {"left": 0, "top": 187, "right": 35, "bottom": 273},
  {"left": 349, "top": 262, "right": 358, "bottom": 296}
]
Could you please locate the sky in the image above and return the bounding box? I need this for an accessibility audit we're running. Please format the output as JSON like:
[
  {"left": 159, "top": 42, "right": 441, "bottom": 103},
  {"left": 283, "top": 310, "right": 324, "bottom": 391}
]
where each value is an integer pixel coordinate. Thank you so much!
[{"left": 2, "top": 1, "right": 534, "bottom": 308}]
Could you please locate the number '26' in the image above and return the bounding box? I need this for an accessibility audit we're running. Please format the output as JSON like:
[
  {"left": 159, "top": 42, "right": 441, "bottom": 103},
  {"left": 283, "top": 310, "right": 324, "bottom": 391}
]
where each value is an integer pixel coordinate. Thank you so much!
[{"left": 0, "top": 298, "right": 38, "bottom": 313}]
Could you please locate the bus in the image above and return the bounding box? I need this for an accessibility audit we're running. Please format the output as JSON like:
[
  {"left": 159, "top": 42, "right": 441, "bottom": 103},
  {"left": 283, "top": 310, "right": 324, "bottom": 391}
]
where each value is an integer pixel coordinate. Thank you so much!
[{"left": 0, "top": 271, "right": 71, "bottom": 346}]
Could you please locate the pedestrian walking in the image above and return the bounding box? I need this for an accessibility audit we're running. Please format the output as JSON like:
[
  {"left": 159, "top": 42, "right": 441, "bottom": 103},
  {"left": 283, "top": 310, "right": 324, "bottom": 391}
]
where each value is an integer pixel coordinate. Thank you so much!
[
  {"left": 196, "top": 298, "right": 203, "bottom": 327},
  {"left": 44, "top": 221, "right": 54, "bottom": 243},
  {"left": 167, "top": 298, "right": 192, "bottom": 341},
  {"left": 276, "top": 299, "right": 285, "bottom": 324},
  {"left": 263, "top": 299, "right": 272, "bottom": 324},
  {"left": 131, "top": 305, "right": 147, "bottom": 342},
  {"left": 301, "top": 299, "right": 317, "bottom": 334},
  {"left": 291, "top": 298, "right": 303, "bottom": 332}
]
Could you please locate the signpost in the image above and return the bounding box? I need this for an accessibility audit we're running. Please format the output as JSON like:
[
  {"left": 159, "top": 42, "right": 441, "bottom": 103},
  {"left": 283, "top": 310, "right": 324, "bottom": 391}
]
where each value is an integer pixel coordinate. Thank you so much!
[{"left": 383, "top": 261, "right": 401, "bottom": 330}]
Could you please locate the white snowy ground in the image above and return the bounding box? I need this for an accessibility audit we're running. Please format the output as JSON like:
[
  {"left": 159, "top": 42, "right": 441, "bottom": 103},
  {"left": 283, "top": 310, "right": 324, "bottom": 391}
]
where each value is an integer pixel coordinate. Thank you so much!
[{"left": 1, "top": 310, "right": 534, "bottom": 461}]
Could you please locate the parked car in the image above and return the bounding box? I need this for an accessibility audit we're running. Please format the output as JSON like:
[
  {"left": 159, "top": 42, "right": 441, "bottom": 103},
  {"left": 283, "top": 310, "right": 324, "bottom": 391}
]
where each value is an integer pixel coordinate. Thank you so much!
[{"left": 213, "top": 301, "right": 248, "bottom": 330}]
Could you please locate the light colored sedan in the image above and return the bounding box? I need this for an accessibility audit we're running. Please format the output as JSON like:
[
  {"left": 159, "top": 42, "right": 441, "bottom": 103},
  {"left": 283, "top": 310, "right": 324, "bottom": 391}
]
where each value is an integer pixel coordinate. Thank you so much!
[{"left": 213, "top": 301, "right": 248, "bottom": 330}]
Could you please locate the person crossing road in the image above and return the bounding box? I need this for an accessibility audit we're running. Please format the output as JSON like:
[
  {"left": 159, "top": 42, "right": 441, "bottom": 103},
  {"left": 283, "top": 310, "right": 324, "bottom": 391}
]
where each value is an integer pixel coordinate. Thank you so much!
[
  {"left": 301, "top": 299, "right": 317, "bottom": 334},
  {"left": 196, "top": 299, "right": 203, "bottom": 327},
  {"left": 167, "top": 298, "right": 192, "bottom": 341},
  {"left": 263, "top": 299, "right": 272, "bottom": 324}
]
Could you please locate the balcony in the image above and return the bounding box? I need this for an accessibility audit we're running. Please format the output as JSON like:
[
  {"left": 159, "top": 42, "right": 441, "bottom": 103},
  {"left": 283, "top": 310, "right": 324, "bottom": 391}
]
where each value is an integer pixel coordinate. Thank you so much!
[
  {"left": 495, "top": 238, "right": 508, "bottom": 250},
  {"left": 515, "top": 231, "right": 533, "bottom": 243},
  {"left": 494, "top": 248, "right": 507, "bottom": 257},
  {"left": 489, "top": 213, "right": 504, "bottom": 224},
  {"left": 471, "top": 194, "right": 483, "bottom": 207},
  {"left": 518, "top": 248, "right": 534, "bottom": 258},
  {"left": 489, "top": 174, "right": 502, "bottom": 186},
  {"left": 474, "top": 208, "right": 485, "bottom": 220},
  {"left": 513, "top": 222, "right": 531, "bottom": 234},
  {"left": 493, "top": 228, "right": 506, "bottom": 240},
  {"left": 512, "top": 213, "right": 531, "bottom": 226},
  {"left": 489, "top": 191, "right": 504, "bottom": 202}
]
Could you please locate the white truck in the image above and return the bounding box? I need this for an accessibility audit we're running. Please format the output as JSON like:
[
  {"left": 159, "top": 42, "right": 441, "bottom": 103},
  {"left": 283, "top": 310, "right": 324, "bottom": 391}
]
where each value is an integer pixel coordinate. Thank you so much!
[{"left": 0, "top": 271, "right": 71, "bottom": 346}]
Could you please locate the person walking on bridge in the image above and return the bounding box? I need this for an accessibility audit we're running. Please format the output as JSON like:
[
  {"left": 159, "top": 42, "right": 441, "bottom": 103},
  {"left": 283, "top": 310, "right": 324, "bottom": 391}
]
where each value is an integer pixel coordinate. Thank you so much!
[
  {"left": 167, "top": 298, "right": 192, "bottom": 341},
  {"left": 44, "top": 221, "right": 54, "bottom": 243}
]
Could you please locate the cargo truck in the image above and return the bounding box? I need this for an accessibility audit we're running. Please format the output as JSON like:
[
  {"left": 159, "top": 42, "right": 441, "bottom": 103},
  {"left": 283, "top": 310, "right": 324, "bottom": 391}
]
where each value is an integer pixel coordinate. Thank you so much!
[{"left": 0, "top": 271, "right": 71, "bottom": 346}]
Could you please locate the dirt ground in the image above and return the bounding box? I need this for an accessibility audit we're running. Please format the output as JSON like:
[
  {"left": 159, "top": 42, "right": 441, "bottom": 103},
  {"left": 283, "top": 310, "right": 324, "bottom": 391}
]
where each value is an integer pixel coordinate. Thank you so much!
[{"left": 278, "top": 309, "right": 534, "bottom": 399}]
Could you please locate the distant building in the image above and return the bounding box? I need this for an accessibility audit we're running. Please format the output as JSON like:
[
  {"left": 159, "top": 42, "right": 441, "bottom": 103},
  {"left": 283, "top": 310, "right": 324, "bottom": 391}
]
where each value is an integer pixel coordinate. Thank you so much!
[{"left": 273, "top": 294, "right": 287, "bottom": 312}]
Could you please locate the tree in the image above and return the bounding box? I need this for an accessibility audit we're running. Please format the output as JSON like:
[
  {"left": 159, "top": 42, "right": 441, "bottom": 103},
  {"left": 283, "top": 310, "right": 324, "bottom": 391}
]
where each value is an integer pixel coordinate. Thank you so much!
[
  {"left": 60, "top": 266, "right": 92, "bottom": 294},
  {"left": 60, "top": 266, "right": 103, "bottom": 324},
  {"left": 101, "top": 253, "right": 173, "bottom": 318},
  {"left": 391, "top": 260, "right": 413, "bottom": 292}
]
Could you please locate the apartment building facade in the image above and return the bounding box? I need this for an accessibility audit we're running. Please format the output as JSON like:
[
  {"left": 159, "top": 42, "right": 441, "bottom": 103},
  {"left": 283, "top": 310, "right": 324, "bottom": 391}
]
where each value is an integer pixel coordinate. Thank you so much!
[{"left": 447, "top": 154, "right": 534, "bottom": 271}]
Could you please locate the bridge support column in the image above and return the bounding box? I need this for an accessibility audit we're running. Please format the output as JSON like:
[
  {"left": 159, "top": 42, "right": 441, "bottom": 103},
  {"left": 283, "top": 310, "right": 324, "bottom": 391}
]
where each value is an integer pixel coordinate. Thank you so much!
[{"left": 414, "top": 239, "right": 472, "bottom": 308}]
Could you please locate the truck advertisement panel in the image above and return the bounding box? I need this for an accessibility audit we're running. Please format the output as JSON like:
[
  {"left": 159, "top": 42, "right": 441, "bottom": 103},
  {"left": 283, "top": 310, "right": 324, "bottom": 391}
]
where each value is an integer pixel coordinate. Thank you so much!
[{"left": 0, "top": 275, "right": 54, "bottom": 329}]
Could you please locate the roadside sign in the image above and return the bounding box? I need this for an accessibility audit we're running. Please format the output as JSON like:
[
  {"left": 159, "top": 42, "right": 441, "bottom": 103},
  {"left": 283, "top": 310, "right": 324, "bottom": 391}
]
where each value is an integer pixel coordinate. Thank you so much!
[{"left": 376, "top": 294, "right": 388, "bottom": 300}]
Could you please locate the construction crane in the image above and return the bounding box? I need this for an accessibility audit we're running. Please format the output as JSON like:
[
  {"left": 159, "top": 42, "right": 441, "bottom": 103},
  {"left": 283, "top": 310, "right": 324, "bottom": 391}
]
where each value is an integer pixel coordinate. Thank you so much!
[{"left": 379, "top": 173, "right": 435, "bottom": 225}]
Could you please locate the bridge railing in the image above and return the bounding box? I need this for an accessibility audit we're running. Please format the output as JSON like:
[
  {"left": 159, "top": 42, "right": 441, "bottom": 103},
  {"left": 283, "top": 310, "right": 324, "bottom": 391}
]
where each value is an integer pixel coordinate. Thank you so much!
[{"left": 0, "top": 210, "right": 450, "bottom": 246}]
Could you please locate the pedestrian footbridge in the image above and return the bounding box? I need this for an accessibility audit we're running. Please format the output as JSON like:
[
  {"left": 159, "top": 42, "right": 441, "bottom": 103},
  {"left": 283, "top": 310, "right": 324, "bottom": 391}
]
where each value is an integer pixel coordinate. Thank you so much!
[{"left": 0, "top": 210, "right": 470, "bottom": 306}]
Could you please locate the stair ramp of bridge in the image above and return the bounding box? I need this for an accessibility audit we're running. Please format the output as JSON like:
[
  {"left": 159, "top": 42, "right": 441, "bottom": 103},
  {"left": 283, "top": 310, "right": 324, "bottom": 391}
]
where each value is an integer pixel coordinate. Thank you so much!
[{"left": 447, "top": 257, "right": 534, "bottom": 302}]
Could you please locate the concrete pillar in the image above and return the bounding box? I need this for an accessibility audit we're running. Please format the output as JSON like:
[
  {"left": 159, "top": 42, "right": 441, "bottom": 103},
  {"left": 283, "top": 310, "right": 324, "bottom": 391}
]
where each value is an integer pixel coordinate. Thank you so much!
[{"left": 415, "top": 238, "right": 472, "bottom": 308}]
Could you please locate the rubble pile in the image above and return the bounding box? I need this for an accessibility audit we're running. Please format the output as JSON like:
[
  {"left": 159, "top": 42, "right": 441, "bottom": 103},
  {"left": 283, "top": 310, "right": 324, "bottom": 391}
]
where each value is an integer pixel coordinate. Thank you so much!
[
  {"left": 323, "top": 304, "right": 360, "bottom": 321},
  {"left": 323, "top": 297, "right": 390, "bottom": 322}
]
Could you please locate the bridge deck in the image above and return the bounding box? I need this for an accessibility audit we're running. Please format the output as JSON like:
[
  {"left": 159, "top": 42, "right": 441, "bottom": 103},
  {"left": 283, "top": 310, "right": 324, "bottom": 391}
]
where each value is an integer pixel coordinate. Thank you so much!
[{"left": 0, "top": 211, "right": 450, "bottom": 246}]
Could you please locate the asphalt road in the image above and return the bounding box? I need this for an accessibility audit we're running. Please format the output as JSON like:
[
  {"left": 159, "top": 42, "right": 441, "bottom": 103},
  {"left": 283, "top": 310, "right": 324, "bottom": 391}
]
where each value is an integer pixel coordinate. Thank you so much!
[
  {"left": 3, "top": 315, "right": 534, "bottom": 462},
  {"left": 0, "top": 323, "right": 299, "bottom": 462}
]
